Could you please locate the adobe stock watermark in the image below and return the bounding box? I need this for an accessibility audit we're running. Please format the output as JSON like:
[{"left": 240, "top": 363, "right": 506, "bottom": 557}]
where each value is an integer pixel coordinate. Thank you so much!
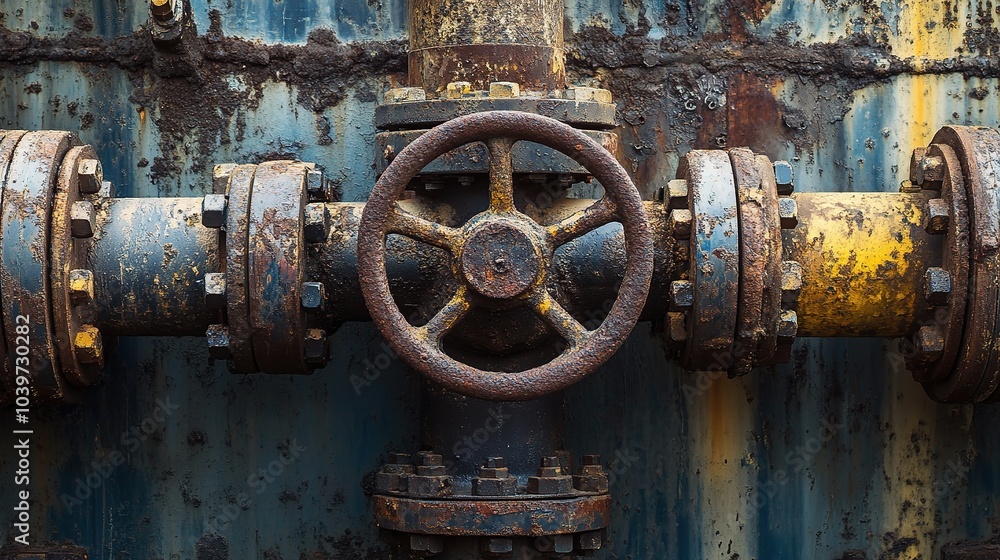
[
  {"left": 729, "top": 416, "right": 843, "bottom": 526},
  {"left": 933, "top": 454, "right": 973, "bottom": 498},
  {"left": 61, "top": 397, "right": 180, "bottom": 512},
  {"left": 195, "top": 440, "right": 306, "bottom": 544}
]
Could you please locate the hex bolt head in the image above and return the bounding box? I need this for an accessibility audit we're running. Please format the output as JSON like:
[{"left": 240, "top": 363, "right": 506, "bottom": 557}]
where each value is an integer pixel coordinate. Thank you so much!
[
  {"left": 669, "top": 209, "right": 693, "bottom": 240},
  {"left": 408, "top": 534, "right": 443, "bottom": 555},
  {"left": 541, "top": 456, "right": 560, "bottom": 468},
  {"left": 926, "top": 198, "right": 950, "bottom": 234},
  {"left": 777, "top": 309, "right": 799, "bottom": 341},
  {"left": 924, "top": 267, "right": 952, "bottom": 306},
  {"left": 202, "top": 194, "right": 227, "bottom": 228},
  {"left": 915, "top": 325, "right": 945, "bottom": 362},
  {"left": 669, "top": 280, "right": 694, "bottom": 310},
  {"left": 781, "top": 261, "right": 803, "bottom": 304},
  {"left": 582, "top": 454, "right": 601, "bottom": 466},
  {"left": 77, "top": 158, "right": 103, "bottom": 194},
  {"left": 304, "top": 203, "right": 330, "bottom": 243},
  {"left": 205, "top": 324, "right": 232, "bottom": 360},
  {"left": 569, "top": 86, "right": 613, "bottom": 103},
  {"left": 415, "top": 451, "right": 444, "bottom": 467},
  {"left": 74, "top": 325, "right": 103, "bottom": 364},
  {"left": 778, "top": 197, "right": 798, "bottom": 229},
  {"left": 667, "top": 179, "right": 689, "bottom": 209},
  {"left": 577, "top": 530, "right": 604, "bottom": 551},
  {"left": 70, "top": 201, "right": 96, "bottom": 238},
  {"left": 212, "top": 164, "right": 237, "bottom": 194},
  {"left": 150, "top": 0, "right": 176, "bottom": 21},
  {"left": 446, "top": 81, "right": 473, "bottom": 99},
  {"left": 535, "top": 534, "right": 574, "bottom": 554},
  {"left": 489, "top": 81, "right": 520, "bottom": 98},
  {"left": 389, "top": 452, "right": 411, "bottom": 465},
  {"left": 484, "top": 457, "right": 505, "bottom": 469},
  {"left": 304, "top": 328, "right": 329, "bottom": 364},
  {"left": 204, "top": 273, "right": 226, "bottom": 309},
  {"left": 384, "top": 87, "right": 426, "bottom": 103},
  {"left": 69, "top": 269, "right": 95, "bottom": 306},
  {"left": 482, "top": 537, "right": 514, "bottom": 555},
  {"left": 773, "top": 160, "right": 794, "bottom": 195},
  {"left": 301, "top": 281, "right": 326, "bottom": 310},
  {"left": 666, "top": 311, "right": 687, "bottom": 344},
  {"left": 917, "top": 155, "right": 945, "bottom": 187},
  {"left": 909, "top": 147, "right": 927, "bottom": 185}
]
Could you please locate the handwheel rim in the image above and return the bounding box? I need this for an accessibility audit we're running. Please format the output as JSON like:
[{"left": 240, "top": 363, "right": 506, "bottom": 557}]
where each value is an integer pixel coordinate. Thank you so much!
[{"left": 358, "top": 111, "right": 653, "bottom": 401}]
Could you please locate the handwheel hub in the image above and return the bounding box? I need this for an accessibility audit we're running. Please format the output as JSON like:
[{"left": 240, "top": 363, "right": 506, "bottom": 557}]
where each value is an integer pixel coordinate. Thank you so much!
[{"left": 461, "top": 220, "right": 542, "bottom": 299}]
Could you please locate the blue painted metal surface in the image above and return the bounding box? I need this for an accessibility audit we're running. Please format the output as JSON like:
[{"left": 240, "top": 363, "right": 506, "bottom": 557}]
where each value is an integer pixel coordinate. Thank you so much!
[{"left": 1, "top": 0, "right": 999, "bottom": 558}]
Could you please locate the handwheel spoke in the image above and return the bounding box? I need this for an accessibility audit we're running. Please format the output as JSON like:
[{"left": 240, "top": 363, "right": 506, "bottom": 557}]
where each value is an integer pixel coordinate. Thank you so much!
[
  {"left": 546, "top": 197, "right": 617, "bottom": 246},
  {"left": 419, "top": 286, "right": 472, "bottom": 342},
  {"left": 388, "top": 203, "right": 459, "bottom": 251},
  {"left": 487, "top": 138, "right": 516, "bottom": 212},
  {"left": 530, "top": 288, "right": 590, "bottom": 349}
]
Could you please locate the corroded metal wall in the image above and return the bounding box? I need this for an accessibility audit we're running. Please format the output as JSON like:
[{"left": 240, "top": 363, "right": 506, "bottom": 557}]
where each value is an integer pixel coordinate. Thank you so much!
[{"left": 1, "top": 0, "right": 999, "bottom": 558}]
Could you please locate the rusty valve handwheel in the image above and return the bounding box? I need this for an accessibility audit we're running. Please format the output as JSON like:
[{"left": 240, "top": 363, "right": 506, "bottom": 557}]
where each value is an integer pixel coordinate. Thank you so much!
[{"left": 358, "top": 111, "right": 654, "bottom": 401}]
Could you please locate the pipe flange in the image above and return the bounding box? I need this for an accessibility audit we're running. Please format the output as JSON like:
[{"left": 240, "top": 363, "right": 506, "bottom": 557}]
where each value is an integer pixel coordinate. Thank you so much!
[
  {"left": 675, "top": 150, "right": 740, "bottom": 371},
  {"left": 0, "top": 131, "right": 80, "bottom": 403},
  {"left": 247, "top": 161, "right": 313, "bottom": 374},
  {"left": 922, "top": 126, "right": 1000, "bottom": 403},
  {"left": 222, "top": 163, "right": 260, "bottom": 374},
  {"left": 51, "top": 144, "right": 110, "bottom": 387}
]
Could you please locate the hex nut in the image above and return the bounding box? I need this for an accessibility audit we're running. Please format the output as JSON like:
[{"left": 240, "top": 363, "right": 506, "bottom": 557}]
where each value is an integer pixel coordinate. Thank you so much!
[
  {"left": 482, "top": 537, "right": 514, "bottom": 556},
  {"left": 202, "top": 194, "right": 227, "bottom": 228},
  {"left": 569, "top": 86, "right": 613, "bottom": 103},
  {"left": 577, "top": 530, "right": 604, "bottom": 551},
  {"left": 415, "top": 451, "right": 444, "bottom": 467},
  {"left": 915, "top": 325, "right": 945, "bottom": 362},
  {"left": 70, "top": 201, "right": 96, "bottom": 238},
  {"left": 304, "top": 328, "right": 329, "bottom": 364},
  {"left": 204, "top": 273, "right": 226, "bottom": 309},
  {"left": 376, "top": 453, "right": 414, "bottom": 493},
  {"left": 926, "top": 198, "right": 950, "bottom": 234},
  {"left": 924, "top": 267, "right": 952, "bottom": 306},
  {"left": 77, "top": 158, "right": 103, "bottom": 194},
  {"left": 384, "top": 87, "right": 426, "bottom": 103},
  {"left": 408, "top": 534, "right": 443, "bottom": 555},
  {"left": 773, "top": 160, "right": 794, "bottom": 195},
  {"left": 777, "top": 310, "right": 798, "bottom": 341},
  {"left": 535, "top": 534, "right": 574, "bottom": 554},
  {"left": 778, "top": 197, "right": 798, "bottom": 229},
  {"left": 205, "top": 324, "right": 232, "bottom": 360},
  {"left": 909, "top": 147, "right": 928, "bottom": 185},
  {"left": 528, "top": 457, "right": 573, "bottom": 495},
  {"left": 406, "top": 474, "right": 453, "bottom": 497},
  {"left": 917, "top": 155, "right": 945, "bottom": 186},
  {"left": 669, "top": 280, "right": 694, "bottom": 309},
  {"left": 74, "top": 325, "right": 103, "bottom": 364},
  {"left": 304, "top": 203, "right": 330, "bottom": 243},
  {"left": 781, "top": 261, "right": 803, "bottom": 304},
  {"left": 669, "top": 209, "right": 693, "bottom": 240},
  {"left": 446, "top": 81, "right": 473, "bottom": 99},
  {"left": 473, "top": 475, "right": 517, "bottom": 496},
  {"left": 489, "top": 82, "right": 520, "bottom": 98},
  {"left": 212, "top": 163, "right": 237, "bottom": 194},
  {"left": 667, "top": 179, "right": 689, "bottom": 209},
  {"left": 301, "top": 281, "right": 326, "bottom": 310},
  {"left": 69, "top": 269, "right": 94, "bottom": 306},
  {"left": 666, "top": 311, "right": 687, "bottom": 344}
]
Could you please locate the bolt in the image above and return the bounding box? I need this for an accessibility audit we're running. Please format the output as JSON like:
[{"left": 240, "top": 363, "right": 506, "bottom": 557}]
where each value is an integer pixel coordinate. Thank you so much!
[
  {"left": 669, "top": 280, "right": 694, "bottom": 310},
  {"left": 415, "top": 451, "right": 444, "bottom": 467},
  {"left": 778, "top": 197, "right": 798, "bottom": 229},
  {"left": 408, "top": 534, "right": 443, "bottom": 555},
  {"left": 777, "top": 310, "right": 798, "bottom": 341},
  {"left": 301, "top": 281, "right": 326, "bottom": 310},
  {"left": 384, "top": 87, "right": 426, "bottom": 103},
  {"left": 68, "top": 269, "right": 94, "bottom": 305},
  {"left": 667, "top": 179, "right": 689, "bottom": 209},
  {"left": 479, "top": 456, "right": 510, "bottom": 479},
  {"left": 909, "top": 147, "right": 927, "bottom": 185},
  {"left": 669, "top": 209, "right": 693, "bottom": 239},
  {"left": 541, "top": 456, "right": 559, "bottom": 468},
  {"left": 150, "top": 0, "right": 176, "bottom": 21},
  {"left": 202, "top": 194, "right": 227, "bottom": 228},
  {"left": 577, "top": 530, "right": 604, "bottom": 551},
  {"left": 924, "top": 267, "right": 952, "bottom": 306},
  {"left": 926, "top": 198, "right": 950, "bottom": 234},
  {"left": 389, "top": 452, "right": 411, "bottom": 465},
  {"left": 569, "top": 86, "right": 613, "bottom": 103},
  {"left": 773, "top": 161, "right": 794, "bottom": 195},
  {"left": 304, "top": 203, "right": 330, "bottom": 243},
  {"left": 205, "top": 324, "right": 232, "bottom": 360},
  {"left": 915, "top": 325, "right": 945, "bottom": 362},
  {"left": 304, "top": 328, "right": 329, "bottom": 364},
  {"left": 70, "top": 201, "right": 96, "bottom": 238},
  {"left": 446, "top": 81, "right": 473, "bottom": 99},
  {"left": 917, "top": 155, "right": 945, "bottom": 187},
  {"left": 582, "top": 454, "right": 601, "bottom": 465},
  {"left": 666, "top": 311, "right": 687, "bottom": 344},
  {"left": 781, "top": 261, "right": 803, "bottom": 304},
  {"left": 74, "top": 325, "right": 103, "bottom": 364},
  {"left": 489, "top": 82, "right": 520, "bottom": 98},
  {"left": 484, "top": 457, "right": 505, "bottom": 469},
  {"left": 77, "top": 158, "right": 103, "bottom": 194},
  {"left": 204, "top": 273, "right": 226, "bottom": 309},
  {"left": 535, "top": 535, "right": 573, "bottom": 554},
  {"left": 212, "top": 164, "right": 237, "bottom": 194},
  {"left": 481, "top": 537, "right": 514, "bottom": 556},
  {"left": 99, "top": 180, "right": 115, "bottom": 198}
]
